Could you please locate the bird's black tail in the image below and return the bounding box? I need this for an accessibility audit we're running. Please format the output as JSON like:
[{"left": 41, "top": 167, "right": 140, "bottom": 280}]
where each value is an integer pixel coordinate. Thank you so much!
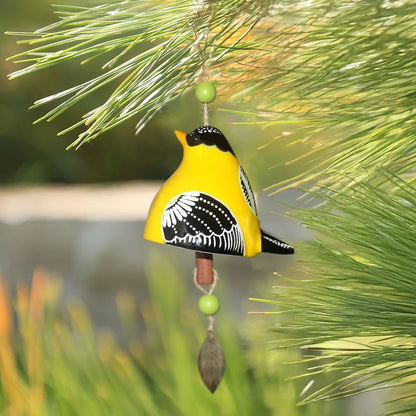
[{"left": 261, "top": 230, "right": 294, "bottom": 255}]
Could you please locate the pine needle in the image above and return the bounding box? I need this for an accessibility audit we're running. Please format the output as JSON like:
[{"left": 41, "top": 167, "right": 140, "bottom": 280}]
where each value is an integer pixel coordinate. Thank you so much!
[{"left": 265, "top": 175, "right": 416, "bottom": 413}]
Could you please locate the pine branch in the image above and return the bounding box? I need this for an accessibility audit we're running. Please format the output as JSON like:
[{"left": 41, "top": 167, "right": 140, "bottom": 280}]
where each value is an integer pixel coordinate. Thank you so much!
[
  {"left": 7, "top": 0, "right": 416, "bottom": 179},
  {"left": 226, "top": 0, "right": 416, "bottom": 190},
  {"left": 255, "top": 175, "right": 416, "bottom": 413},
  {"left": 237, "top": 2, "right": 416, "bottom": 413},
  {"left": 7, "top": 0, "right": 271, "bottom": 148}
]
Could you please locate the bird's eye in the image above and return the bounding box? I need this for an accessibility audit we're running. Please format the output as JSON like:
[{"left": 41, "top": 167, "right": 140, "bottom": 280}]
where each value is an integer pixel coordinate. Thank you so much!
[{"left": 186, "top": 133, "right": 201, "bottom": 147}]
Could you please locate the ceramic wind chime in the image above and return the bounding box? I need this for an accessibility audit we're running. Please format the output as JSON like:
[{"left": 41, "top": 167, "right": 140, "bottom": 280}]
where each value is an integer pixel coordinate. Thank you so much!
[{"left": 144, "top": 80, "right": 294, "bottom": 392}]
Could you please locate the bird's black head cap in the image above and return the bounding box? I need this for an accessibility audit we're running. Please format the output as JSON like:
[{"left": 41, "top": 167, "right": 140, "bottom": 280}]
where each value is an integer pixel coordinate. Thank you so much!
[{"left": 186, "top": 126, "right": 235, "bottom": 156}]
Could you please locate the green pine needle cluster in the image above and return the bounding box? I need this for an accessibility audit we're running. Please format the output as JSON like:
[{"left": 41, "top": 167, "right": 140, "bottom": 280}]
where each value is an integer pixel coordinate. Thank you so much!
[
  {"left": 247, "top": 1, "right": 416, "bottom": 413},
  {"left": 7, "top": 0, "right": 270, "bottom": 148},
  {"left": 8, "top": 0, "right": 415, "bottom": 188},
  {"left": 245, "top": 0, "right": 416, "bottom": 192},
  {"left": 254, "top": 175, "right": 416, "bottom": 413}
]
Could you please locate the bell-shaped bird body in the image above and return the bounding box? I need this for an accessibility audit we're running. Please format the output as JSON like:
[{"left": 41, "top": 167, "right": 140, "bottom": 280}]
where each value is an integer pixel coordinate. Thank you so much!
[{"left": 144, "top": 126, "right": 293, "bottom": 257}]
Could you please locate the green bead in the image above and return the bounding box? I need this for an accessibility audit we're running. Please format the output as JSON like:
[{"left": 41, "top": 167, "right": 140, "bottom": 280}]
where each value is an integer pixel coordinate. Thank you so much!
[
  {"left": 198, "top": 294, "right": 220, "bottom": 315},
  {"left": 195, "top": 81, "right": 217, "bottom": 103}
]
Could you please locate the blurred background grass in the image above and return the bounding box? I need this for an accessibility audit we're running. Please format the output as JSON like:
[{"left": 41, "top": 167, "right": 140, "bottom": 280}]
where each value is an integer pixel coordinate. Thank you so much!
[{"left": 0, "top": 259, "right": 344, "bottom": 416}]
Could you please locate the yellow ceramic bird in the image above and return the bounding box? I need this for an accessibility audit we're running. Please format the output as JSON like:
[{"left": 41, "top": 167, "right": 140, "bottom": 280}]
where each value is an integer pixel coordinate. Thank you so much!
[{"left": 144, "top": 126, "right": 294, "bottom": 257}]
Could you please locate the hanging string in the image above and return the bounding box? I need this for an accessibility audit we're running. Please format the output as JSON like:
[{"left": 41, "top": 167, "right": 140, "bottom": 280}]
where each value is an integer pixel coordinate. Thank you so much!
[
  {"left": 207, "top": 315, "right": 215, "bottom": 332},
  {"left": 203, "top": 103, "right": 209, "bottom": 126}
]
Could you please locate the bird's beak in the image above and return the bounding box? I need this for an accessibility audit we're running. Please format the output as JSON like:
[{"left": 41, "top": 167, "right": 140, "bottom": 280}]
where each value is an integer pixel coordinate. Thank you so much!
[{"left": 174, "top": 130, "right": 187, "bottom": 146}]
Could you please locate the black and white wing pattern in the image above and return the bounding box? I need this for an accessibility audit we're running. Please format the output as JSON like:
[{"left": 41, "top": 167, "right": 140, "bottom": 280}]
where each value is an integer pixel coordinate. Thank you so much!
[
  {"left": 162, "top": 191, "right": 244, "bottom": 256},
  {"left": 239, "top": 166, "right": 258, "bottom": 216}
]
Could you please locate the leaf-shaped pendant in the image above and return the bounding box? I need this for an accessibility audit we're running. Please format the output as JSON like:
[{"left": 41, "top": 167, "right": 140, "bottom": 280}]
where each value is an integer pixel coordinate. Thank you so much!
[{"left": 198, "top": 330, "right": 226, "bottom": 393}]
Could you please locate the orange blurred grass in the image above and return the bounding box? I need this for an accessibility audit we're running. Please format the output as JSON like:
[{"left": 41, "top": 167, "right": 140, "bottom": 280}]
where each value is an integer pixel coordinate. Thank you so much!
[
  {"left": 0, "top": 269, "right": 49, "bottom": 416},
  {"left": 0, "top": 276, "right": 26, "bottom": 415},
  {"left": 0, "top": 259, "right": 338, "bottom": 416}
]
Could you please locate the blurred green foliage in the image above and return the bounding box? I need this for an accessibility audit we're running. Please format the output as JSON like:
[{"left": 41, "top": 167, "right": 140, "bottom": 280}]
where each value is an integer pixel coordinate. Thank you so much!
[
  {"left": 257, "top": 175, "right": 416, "bottom": 414},
  {"left": 0, "top": 257, "right": 343, "bottom": 415}
]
